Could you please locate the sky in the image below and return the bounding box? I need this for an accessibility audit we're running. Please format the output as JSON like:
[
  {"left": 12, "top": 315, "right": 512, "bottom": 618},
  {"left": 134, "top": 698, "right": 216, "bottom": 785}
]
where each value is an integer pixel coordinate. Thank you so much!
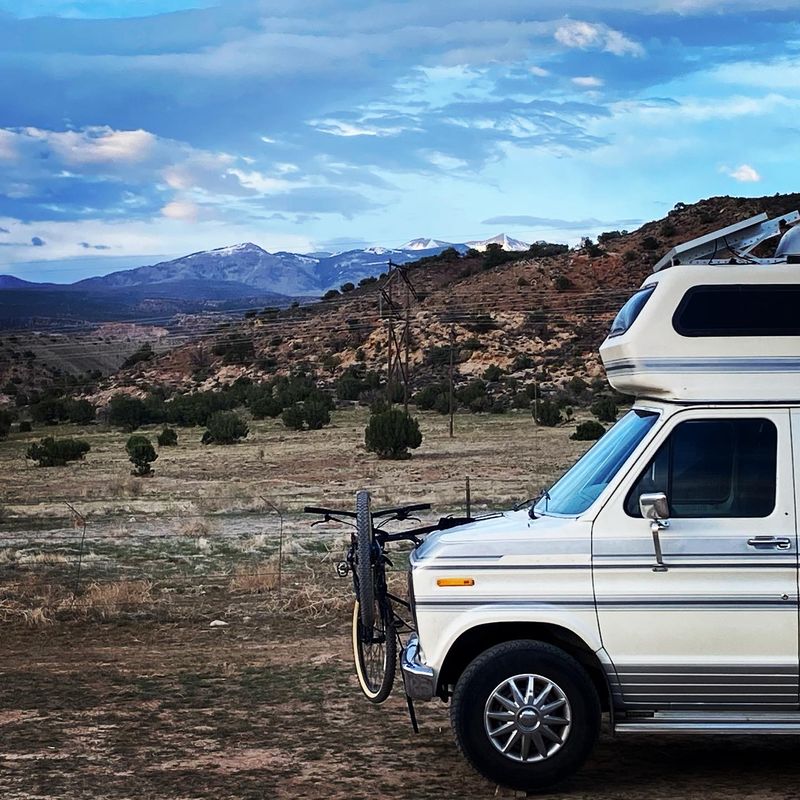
[{"left": 1, "top": 0, "right": 799, "bottom": 282}]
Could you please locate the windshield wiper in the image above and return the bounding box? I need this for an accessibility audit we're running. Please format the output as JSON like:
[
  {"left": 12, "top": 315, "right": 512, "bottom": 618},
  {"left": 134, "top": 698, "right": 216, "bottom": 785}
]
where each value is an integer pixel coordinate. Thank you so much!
[{"left": 513, "top": 488, "right": 551, "bottom": 518}]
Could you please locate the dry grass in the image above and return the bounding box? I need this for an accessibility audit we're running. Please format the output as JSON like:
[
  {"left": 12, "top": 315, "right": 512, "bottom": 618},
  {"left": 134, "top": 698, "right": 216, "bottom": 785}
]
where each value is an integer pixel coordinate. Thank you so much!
[
  {"left": 176, "top": 516, "right": 215, "bottom": 537},
  {"left": 267, "top": 578, "right": 350, "bottom": 619},
  {"left": 0, "top": 575, "right": 158, "bottom": 626},
  {"left": 228, "top": 557, "right": 280, "bottom": 594},
  {"left": 74, "top": 579, "right": 155, "bottom": 620}
]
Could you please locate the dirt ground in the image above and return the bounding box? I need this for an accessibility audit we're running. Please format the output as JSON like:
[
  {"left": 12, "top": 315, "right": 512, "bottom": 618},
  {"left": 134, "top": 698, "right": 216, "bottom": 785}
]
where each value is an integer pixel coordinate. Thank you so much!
[
  {"left": 0, "top": 407, "right": 595, "bottom": 520},
  {"left": 4, "top": 409, "right": 800, "bottom": 798},
  {"left": 1, "top": 615, "right": 799, "bottom": 800}
]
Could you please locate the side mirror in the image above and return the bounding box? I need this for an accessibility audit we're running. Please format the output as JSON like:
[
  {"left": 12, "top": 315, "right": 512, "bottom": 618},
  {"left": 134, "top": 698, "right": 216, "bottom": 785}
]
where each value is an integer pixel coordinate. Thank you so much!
[
  {"left": 639, "top": 492, "right": 669, "bottom": 572},
  {"left": 639, "top": 492, "right": 669, "bottom": 521}
]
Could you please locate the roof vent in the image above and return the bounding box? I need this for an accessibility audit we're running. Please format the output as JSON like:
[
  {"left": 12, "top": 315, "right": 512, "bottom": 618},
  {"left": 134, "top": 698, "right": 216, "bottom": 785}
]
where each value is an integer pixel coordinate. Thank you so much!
[{"left": 776, "top": 225, "right": 800, "bottom": 258}]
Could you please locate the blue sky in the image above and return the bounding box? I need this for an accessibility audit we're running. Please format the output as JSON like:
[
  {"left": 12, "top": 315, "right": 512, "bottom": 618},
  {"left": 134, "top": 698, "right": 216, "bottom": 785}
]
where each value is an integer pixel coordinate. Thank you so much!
[{"left": 1, "top": 0, "right": 799, "bottom": 282}]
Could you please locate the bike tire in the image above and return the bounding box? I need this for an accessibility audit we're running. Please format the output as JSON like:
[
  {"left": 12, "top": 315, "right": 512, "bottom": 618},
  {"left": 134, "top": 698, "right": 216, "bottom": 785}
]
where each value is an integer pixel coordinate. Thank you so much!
[
  {"left": 355, "top": 489, "right": 375, "bottom": 633},
  {"left": 352, "top": 598, "right": 397, "bottom": 704}
]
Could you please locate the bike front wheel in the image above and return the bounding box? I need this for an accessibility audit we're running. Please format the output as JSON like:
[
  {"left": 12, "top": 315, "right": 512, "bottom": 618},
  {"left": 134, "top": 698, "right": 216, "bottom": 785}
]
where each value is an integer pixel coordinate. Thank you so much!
[{"left": 352, "top": 597, "right": 396, "bottom": 704}]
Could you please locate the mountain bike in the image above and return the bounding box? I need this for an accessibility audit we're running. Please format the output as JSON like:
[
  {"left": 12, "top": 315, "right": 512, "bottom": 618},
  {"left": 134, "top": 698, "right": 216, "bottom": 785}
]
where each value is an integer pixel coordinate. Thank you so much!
[{"left": 305, "top": 490, "right": 433, "bottom": 703}]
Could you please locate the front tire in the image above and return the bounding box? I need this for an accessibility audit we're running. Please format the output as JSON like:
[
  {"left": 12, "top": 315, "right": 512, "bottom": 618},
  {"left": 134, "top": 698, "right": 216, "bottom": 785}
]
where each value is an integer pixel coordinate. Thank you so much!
[{"left": 450, "top": 640, "right": 600, "bottom": 792}]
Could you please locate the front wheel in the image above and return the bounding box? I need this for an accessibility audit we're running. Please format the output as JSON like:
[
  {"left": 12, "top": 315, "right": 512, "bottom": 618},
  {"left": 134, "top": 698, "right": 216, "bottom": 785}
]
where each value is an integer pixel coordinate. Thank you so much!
[
  {"left": 450, "top": 640, "right": 600, "bottom": 792},
  {"left": 352, "top": 598, "right": 396, "bottom": 704}
]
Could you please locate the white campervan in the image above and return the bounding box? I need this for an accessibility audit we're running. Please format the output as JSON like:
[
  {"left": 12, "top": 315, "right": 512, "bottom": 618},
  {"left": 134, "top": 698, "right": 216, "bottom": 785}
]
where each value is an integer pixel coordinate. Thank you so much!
[{"left": 400, "top": 211, "right": 800, "bottom": 791}]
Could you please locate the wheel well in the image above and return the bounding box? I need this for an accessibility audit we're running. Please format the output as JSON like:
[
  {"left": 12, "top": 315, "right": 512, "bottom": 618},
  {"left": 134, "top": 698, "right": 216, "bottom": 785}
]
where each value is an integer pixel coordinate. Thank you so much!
[{"left": 437, "top": 622, "right": 610, "bottom": 710}]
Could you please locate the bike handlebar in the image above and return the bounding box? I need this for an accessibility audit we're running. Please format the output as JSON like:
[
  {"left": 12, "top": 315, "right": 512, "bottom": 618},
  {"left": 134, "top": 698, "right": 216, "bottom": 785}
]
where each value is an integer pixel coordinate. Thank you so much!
[
  {"left": 372, "top": 502, "right": 431, "bottom": 519},
  {"left": 303, "top": 502, "right": 431, "bottom": 520},
  {"left": 303, "top": 506, "right": 357, "bottom": 518}
]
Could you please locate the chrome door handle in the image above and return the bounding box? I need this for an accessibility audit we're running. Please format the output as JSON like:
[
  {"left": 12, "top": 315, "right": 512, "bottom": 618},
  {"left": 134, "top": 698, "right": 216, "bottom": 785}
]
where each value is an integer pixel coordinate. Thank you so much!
[{"left": 747, "top": 536, "right": 792, "bottom": 550}]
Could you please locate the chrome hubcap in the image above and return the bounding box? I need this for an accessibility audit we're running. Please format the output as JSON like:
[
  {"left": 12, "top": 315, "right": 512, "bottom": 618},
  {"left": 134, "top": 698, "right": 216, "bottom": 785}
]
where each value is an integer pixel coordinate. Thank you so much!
[{"left": 484, "top": 673, "right": 572, "bottom": 762}]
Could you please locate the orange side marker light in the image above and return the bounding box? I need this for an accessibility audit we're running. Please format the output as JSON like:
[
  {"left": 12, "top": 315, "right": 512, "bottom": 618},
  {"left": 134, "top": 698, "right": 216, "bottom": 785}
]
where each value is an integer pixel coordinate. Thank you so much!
[{"left": 437, "top": 577, "right": 475, "bottom": 587}]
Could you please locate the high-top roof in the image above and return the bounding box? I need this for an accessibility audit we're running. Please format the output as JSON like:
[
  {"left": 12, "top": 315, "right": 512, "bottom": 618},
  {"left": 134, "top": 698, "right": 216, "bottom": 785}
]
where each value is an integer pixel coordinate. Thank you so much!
[{"left": 600, "top": 211, "right": 800, "bottom": 403}]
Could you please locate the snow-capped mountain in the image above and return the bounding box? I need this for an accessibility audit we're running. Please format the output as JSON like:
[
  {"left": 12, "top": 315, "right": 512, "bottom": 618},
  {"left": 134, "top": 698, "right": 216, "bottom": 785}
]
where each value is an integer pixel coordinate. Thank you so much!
[
  {"left": 400, "top": 237, "right": 457, "bottom": 251},
  {"left": 1, "top": 233, "right": 534, "bottom": 325},
  {"left": 466, "top": 233, "right": 530, "bottom": 252}
]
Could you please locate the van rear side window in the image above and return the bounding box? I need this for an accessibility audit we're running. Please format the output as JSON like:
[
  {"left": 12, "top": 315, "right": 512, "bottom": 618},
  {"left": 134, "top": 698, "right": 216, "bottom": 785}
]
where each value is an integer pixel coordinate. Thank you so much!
[
  {"left": 608, "top": 284, "right": 656, "bottom": 338},
  {"left": 674, "top": 284, "right": 800, "bottom": 336}
]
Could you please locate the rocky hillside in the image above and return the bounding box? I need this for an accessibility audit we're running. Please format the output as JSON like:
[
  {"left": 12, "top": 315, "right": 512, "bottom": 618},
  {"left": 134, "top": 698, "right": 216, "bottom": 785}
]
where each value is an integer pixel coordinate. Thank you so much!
[{"left": 93, "top": 192, "right": 800, "bottom": 402}]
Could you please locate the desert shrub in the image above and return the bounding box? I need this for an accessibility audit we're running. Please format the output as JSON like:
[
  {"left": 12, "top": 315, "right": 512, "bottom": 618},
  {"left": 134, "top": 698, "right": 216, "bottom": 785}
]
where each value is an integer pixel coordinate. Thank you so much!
[
  {"left": 322, "top": 289, "right": 340, "bottom": 300},
  {"left": 358, "top": 276, "right": 378, "bottom": 287},
  {"left": 157, "top": 427, "right": 178, "bottom": 447},
  {"left": 66, "top": 399, "right": 96, "bottom": 424},
  {"left": 511, "top": 392, "right": 530, "bottom": 409},
  {"left": 465, "top": 314, "right": 498, "bottom": 333},
  {"left": 591, "top": 396, "right": 618, "bottom": 423},
  {"left": 456, "top": 379, "right": 487, "bottom": 407},
  {"left": 30, "top": 398, "right": 67, "bottom": 425},
  {"left": 661, "top": 222, "right": 677, "bottom": 237},
  {"left": 581, "top": 237, "right": 605, "bottom": 258},
  {"left": 250, "top": 394, "right": 283, "bottom": 419},
  {"left": 336, "top": 373, "right": 364, "bottom": 402},
  {"left": 108, "top": 394, "right": 148, "bottom": 431},
  {"left": 534, "top": 400, "right": 562, "bottom": 427},
  {"left": 26, "top": 437, "right": 90, "bottom": 467},
  {"left": 489, "top": 399, "right": 508, "bottom": 414},
  {"left": 483, "top": 364, "right": 504, "bottom": 382},
  {"left": 340, "top": 282, "right": 355, "bottom": 292},
  {"left": 213, "top": 334, "right": 255, "bottom": 365},
  {"left": 165, "top": 391, "right": 236, "bottom": 427},
  {"left": 554, "top": 274, "right": 573, "bottom": 291},
  {"left": 18, "top": 419, "right": 32, "bottom": 433},
  {"left": 273, "top": 374, "right": 316, "bottom": 407},
  {"left": 623, "top": 250, "right": 637, "bottom": 263},
  {"left": 281, "top": 404, "right": 306, "bottom": 430},
  {"left": 364, "top": 409, "right": 423, "bottom": 460},
  {"left": 598, "top": 230, "right": 623, "bottom": 244},
  {"left": 201, "top": 411, "right": 248, "bottom": 444},
  {"left": 571, "top": 421, "right": 606, "bottom": 441},
  {"left": 0, "top": 409, "right": 13, "bottom": 439},
  {"left": 510, "top": 354, "right": 534, "bottom": 372},
  {"left": 528, "top": 241, "right": 569, "bottom": 257},
  {"left": 641, "top": 236, "right": 660, "bottom": 251},
  {"left": 121, "top": 343, "right": 154, "bottom": 369},
  {"left": 126, "top": 434, "right": 158, "bottom": 476},
  {"left": 424, "top": 345, "right": 452, "bottom": 369},
  {"left": 414, "top": 384, "right": 445, "bottom": 411},
  {"left": 469, "top": 395, "right": 491, "bottom": 413},
  {"left": 304, "top": 397, "right": 331, "bottom": 430}
]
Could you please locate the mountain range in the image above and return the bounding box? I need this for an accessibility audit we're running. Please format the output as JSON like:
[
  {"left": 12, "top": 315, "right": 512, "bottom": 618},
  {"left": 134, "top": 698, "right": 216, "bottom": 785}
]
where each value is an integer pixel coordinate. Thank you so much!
[{"left": 0, "top": 234, "right": 530, "bottom": 326}]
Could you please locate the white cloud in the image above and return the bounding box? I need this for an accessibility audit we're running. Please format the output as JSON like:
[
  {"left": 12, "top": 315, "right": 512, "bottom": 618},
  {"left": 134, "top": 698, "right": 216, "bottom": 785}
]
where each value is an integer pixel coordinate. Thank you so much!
[
  {"left": 529, "top": 66, "right": 551, "bottom": 77},
  {"left": 161, "top": 200, "right": 200, "bottom": 221},
  {"left": 612, "top": 93, "right": 800, "bottom": 122},
  {"left": 23, "top": 127, "right": 158, "bottom": 165},
  {"left": 0, "top": 215, "right": 314, "bottom": 271},
  {"left": 310, "top": 118, "right": 409, "bottom": 137},
  {"left": 572, "top": 76, "right": 604, "bottom": 88},
  {"left": 721, "top": 163, "right": 762, "bottom": 182},
  {"left": 554, "top": 20, "right": 645, "bottom": 57}
]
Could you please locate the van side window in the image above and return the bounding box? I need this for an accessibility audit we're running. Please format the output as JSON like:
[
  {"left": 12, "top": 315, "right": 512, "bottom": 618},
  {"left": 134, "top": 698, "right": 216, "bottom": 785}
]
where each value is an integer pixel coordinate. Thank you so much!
[
  {"left": 674, "top": 285, "right": 800, "bottom": 336},
  {"left": 625, "top": 419, "right": 777, "bottom": 518}
]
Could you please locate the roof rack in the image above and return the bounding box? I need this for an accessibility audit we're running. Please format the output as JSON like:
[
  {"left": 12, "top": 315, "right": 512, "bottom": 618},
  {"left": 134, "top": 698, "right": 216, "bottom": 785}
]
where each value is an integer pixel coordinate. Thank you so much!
[{"left": 653, "top": 210, "right": 800, "bottom": 271}]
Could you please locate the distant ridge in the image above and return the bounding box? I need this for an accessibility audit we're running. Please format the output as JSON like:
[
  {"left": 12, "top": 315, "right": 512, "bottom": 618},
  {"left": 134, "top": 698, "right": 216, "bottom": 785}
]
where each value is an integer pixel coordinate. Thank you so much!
[{"left": 0, "top": 232, "right": 532, "bottom": 325}]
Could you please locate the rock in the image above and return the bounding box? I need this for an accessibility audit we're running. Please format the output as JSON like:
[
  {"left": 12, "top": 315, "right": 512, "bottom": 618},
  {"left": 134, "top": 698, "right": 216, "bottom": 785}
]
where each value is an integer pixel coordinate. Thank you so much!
[{"left": 209, "top": 619, "right": 228, "bottom": 628}]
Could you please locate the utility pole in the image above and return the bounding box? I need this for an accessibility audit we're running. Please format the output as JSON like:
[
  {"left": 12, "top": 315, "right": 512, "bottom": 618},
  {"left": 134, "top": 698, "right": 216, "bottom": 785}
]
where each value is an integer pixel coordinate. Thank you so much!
[
  {"left": 449, "top": 324, "right": 455, "bottom": 438},
  {"left": 380, "top": 260, "right": 419, "bottom": 410}
]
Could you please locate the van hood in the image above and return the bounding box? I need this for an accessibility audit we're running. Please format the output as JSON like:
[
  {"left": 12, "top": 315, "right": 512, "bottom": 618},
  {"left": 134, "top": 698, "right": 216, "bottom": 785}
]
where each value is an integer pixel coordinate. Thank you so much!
[{"left": 411, "top": 510, "right": 592, "bottom": 565}]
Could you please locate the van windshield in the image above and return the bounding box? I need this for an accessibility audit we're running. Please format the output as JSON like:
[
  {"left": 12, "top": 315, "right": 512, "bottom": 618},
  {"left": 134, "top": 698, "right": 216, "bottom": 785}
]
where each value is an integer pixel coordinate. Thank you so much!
[{"left": 535, "top": 409, "right": 659, "bottom": 516}]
